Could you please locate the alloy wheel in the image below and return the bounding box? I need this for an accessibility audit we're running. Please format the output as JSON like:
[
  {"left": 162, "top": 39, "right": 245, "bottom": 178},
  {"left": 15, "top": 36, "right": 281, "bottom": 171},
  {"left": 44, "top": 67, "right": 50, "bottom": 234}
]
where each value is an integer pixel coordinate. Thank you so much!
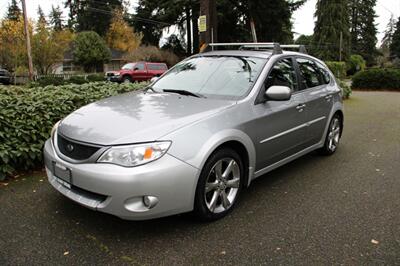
[
  {"left": 327, "top": 117, "right": 341, "bottom": 152},
  {"left": 204, "top": 158, "right": 240, "bottom": 213}
]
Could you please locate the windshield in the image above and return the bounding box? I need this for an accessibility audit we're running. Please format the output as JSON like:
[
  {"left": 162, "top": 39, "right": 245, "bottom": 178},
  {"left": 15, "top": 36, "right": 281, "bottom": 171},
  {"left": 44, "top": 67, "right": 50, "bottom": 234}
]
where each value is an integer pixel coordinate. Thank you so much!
[
  {"left": 121, "top": 63, "right": 135, "bottom": 70},
  {"left": 152, "top": 56, "right": 267, "bottom": 99}
]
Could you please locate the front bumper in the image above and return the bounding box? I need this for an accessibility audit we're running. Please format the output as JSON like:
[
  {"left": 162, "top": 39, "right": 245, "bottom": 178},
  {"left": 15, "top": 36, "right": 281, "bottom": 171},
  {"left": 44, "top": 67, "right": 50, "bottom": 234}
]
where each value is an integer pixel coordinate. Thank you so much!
[
  {"left": 106, "top": 75, "right": 122, "bottom": 82},
  {"left": 43, "top": 140, "right": 199, "bottom": 220}
]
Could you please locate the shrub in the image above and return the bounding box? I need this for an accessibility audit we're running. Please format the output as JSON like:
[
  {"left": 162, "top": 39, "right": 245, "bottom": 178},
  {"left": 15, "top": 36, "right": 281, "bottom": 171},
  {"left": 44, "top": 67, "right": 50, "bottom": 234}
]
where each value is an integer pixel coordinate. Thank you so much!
[
  {"left": 36, "top": 76, "right": 65, "bottom": 87},
  {"left": 351, "top": 69, "right": 400, "bottom": 90},
  {"left": 68, "top": 75, "right": 87, "bottom": 84},
  {"left": 87, "top": 73, "right": 105, "bottom": 82},
  {"left": 338, "top": 80, "right": 352, "bottom": 99},
  {"left": 325, "top": 61, "right": 347, "bottom": 79},
  {"left": 124, "top": 45, "right": 180, "bottom": 67},
  {"left": 346, "top": 54, "right": 366, "bottom": 76},
  {"left": 0, "top": 82, "right": 148, "bottom": 180}
]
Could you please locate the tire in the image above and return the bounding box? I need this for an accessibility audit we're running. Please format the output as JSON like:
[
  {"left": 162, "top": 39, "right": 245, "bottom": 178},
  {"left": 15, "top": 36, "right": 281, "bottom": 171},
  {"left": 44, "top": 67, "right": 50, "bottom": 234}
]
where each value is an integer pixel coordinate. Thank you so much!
[
  {"left": 318, "top": 113, "right": 342, "bottom": 155},
  {"left": 193, "top": 148, "right": 244, "bottom": 221},
  {"left": 122, "top": 76, "right": 132, "bottom": 83}
]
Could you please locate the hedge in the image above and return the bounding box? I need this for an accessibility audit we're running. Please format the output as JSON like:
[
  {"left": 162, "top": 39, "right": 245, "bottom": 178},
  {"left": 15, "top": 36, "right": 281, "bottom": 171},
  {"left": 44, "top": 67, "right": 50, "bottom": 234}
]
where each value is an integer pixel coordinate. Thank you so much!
[
  {"left": 351, "top": 69, "right": 400, "bottom": 90},
  {"left": 0, "top": 82, "right": 147, "bottom": 180},
  {"left": 325, "top": 61, "right": 347, "bottom": 79}
]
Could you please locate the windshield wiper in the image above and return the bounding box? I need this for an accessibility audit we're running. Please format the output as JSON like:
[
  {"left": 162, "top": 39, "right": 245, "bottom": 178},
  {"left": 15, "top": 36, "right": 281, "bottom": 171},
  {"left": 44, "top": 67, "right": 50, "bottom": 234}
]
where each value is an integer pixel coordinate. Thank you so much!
[{"left": 163, "top": 89, "right": 205, "bottom": 98}]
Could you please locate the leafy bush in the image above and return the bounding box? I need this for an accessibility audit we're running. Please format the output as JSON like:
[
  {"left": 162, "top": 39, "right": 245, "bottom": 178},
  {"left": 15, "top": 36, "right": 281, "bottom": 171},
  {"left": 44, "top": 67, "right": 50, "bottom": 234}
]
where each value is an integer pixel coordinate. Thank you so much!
[
  {"left": 124, "top": 45, "right": 180, "bottom": 67},
  {"left": 87, "top": 73, "right": 105, "bottom": 82},
  {"left": 68, "top": 75, "right": 87, "bottom": 84},
  {"left": 0, "top": 82, "right": 147, "bottom": 180},
  {"left": 352, "top": 69, "right": 400, "bottom": 90},
  {"left": 338, "top": 80, "right": 352, "bottom": 99},
  {"left": 36, "top": 76, "right": 65, "bottom": 87},
  {"left": 346, "top": 54, "right": 366, "bottom": 76},
  {"left": 325, "top": 61, "right": 347, "bottom": 79}
]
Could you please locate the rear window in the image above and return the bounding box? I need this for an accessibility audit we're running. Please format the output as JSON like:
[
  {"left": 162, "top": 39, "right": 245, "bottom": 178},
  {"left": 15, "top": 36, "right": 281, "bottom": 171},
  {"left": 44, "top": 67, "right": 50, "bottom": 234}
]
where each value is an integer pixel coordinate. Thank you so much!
[{"left": 147, "top": 64, "right": 167, "bottom": 71}]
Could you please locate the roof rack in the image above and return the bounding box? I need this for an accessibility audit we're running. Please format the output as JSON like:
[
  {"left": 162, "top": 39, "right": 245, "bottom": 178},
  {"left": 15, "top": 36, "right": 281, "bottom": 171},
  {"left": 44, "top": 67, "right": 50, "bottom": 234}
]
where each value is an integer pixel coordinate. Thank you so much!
[{"left": 206, "top": 42, "right": 307, "bottom": 55}]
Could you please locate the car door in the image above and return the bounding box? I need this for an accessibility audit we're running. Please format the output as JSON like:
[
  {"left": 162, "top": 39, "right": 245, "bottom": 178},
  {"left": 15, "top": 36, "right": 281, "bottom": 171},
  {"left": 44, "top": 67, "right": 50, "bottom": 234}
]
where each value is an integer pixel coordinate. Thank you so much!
[
  {"left": 246, "top": 57, "right": 309, "bottom": 170},
  {"left": 294, "top": 57, "right": 333, "bottom": 146},
  {"left": 133, "top": 62, "right": 147, "bottom": 81}
]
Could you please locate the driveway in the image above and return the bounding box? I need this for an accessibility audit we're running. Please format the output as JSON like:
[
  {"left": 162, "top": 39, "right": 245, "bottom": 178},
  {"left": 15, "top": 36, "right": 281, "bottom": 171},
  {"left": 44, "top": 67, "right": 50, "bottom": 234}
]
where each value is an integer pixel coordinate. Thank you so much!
[{"left": 1, "top": 91, "right": 399, "bottom": 265}]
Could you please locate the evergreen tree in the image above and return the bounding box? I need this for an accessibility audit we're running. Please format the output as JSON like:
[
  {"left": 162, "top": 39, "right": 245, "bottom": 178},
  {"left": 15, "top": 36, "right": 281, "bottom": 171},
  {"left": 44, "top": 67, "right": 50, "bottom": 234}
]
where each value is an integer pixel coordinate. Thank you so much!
[
  {"left": 390, "top": 17, "right": 400, "bottom": 60},
  {"left": 381, "top": 15, "right": 397, "bottom": 50},
  {"left": 65, "top": 0, "right": 123, "bottom": 36},
  {"left": 49, "top": 5, "right": 64, "bottom": 31},
  {"left": 37, "top": 6, "right": 47, "bottom": 26},
  {"left": 349, "top": 0, "right": 378, "bottom": 65},
  {"left": 6, "top": 0, "right": 21, "bottom": 21},
  {"left": 313, "top": 0, "right": 350, "bottom": 61}
]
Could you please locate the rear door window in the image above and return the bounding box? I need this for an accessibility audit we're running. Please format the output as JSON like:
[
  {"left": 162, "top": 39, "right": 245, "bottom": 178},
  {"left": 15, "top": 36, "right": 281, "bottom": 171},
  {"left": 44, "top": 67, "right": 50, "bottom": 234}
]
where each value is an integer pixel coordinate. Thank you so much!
[{"left": 296, "top": 58, "right": 324, "bottom": 89}]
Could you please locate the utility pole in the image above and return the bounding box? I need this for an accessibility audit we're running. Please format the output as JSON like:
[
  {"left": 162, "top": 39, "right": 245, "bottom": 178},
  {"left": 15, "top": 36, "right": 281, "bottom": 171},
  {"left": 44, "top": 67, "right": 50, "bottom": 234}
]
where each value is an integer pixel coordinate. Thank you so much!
[
  {"left": 199, "top": 0, "right": 217, "bottom": 49},
  {"left": 339, "top": 31, "right": 343, "bottom": 62},
  {"left": 21, "top": 0, "right": 34, "bottom": 81}
]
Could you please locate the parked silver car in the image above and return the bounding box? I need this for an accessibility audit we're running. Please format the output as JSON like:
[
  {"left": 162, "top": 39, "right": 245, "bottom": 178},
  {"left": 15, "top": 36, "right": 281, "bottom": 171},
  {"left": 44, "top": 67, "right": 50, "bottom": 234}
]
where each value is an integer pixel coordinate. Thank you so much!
[{"left": 44, "top": 43, "right": 344, "bottom": 221}]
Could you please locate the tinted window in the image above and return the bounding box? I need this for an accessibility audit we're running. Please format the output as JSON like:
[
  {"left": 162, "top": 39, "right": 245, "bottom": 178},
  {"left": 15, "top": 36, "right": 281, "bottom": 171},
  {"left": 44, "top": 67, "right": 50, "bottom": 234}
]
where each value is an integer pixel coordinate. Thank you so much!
[
  {"left": 148, "top": 64, "right": 167, "bottom": 70},
  {"left": 265, "top": 58, "right": 298, "bottom": 92},
  {"left": 296, "top": 58, "right": 323, "bottom": 89},
  {"left": 152, "top": 56, "right": 267, "bottom": 99},
  {"left": 135, "top": 63, "right": 145, "bottom": 70},
  {"left": 121, "top": 63, "right": 135, "bottom": 70},
  {"left": 316, "top": 62, "right": 331, "bottom": 84}
]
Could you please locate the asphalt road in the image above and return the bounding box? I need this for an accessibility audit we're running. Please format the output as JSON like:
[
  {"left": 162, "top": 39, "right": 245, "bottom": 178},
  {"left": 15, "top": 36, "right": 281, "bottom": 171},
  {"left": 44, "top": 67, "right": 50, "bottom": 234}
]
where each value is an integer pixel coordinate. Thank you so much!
[{"left": 1, "top": 91, "right": 399, "bottom": 265}]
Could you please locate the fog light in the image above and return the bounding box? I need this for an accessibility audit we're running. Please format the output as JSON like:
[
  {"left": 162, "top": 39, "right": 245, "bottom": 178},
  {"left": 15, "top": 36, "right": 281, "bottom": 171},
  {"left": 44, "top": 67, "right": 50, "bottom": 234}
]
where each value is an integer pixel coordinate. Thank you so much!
[{"left": 143, "top": 196, "right": 158, "bottom": 209}]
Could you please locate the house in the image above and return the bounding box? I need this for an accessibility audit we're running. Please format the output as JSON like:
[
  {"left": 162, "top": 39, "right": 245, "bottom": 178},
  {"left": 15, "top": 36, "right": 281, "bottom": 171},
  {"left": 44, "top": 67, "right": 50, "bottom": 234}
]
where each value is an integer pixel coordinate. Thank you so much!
[{"left": 52, "top": 49, "right": 127, "bottom": 74}]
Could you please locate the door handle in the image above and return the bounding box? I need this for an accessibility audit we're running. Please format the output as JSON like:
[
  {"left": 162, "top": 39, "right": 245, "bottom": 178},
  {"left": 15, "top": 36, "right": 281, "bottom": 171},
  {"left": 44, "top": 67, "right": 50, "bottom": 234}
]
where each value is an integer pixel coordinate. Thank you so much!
[{"left": 296, "top": 104, "right": 306, "bottom": 112}]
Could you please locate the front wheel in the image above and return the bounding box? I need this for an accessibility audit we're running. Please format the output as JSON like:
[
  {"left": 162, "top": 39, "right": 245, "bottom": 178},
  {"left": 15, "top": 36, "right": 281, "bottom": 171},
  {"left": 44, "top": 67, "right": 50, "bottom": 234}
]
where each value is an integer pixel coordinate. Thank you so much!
[
  {"left": 318, "top": 114, "right": 342, "bottom": 155},
  {"left": 193, "top": 148, "right": 243, "bottom": 221},
  {"left": 122, "top": 76, "right": 132, "bottom": 83}
]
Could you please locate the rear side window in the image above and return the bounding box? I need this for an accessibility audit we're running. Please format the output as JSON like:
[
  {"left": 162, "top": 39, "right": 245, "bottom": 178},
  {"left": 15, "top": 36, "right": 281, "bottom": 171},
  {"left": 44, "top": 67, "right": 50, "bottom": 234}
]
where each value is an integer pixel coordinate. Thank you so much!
[
  {"left": 135, "top": 63, "right": 145, "bottom": 70},
  {"left": 148, "top": 64, "right": 167, "bottom": 70},
  {"left": 265, "top": 58, "right": 298, "bottom": 92},
  {"left": 296, "top": 58, "right": 323, "bottom": 89},
  {"left": 316, "top": 62, "right": 331, "bottom": 84}
]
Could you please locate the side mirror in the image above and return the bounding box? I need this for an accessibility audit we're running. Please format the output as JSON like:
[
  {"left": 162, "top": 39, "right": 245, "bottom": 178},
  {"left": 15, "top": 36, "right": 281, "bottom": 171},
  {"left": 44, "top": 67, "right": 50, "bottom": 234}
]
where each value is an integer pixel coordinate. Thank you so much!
[
  {"left": 133, "top": 67, "right": 139, "bottom": 71},
  {"left": 265, "top": 85, "right": 292, "bottom": 101},
  {"left": 150, "top": 76, "right": 159, "bottom": 83}
]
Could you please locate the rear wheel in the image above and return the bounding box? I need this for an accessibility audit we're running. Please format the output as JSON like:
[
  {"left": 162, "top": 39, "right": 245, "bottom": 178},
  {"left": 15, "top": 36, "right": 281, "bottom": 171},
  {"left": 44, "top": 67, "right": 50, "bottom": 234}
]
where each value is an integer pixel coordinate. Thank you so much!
[
  {"left": 318, "top": 114, "right": 342, "bottom": 155},
  {"left": 193, "top": 148, "right": 243, "bottom": 221}
]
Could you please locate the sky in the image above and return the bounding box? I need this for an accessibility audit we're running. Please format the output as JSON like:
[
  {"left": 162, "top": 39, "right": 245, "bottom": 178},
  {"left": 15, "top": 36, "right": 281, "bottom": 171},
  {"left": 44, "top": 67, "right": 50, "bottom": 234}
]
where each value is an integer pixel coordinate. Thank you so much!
[{"left": 0, "top": 0, "right": 398, "bottom": 44}]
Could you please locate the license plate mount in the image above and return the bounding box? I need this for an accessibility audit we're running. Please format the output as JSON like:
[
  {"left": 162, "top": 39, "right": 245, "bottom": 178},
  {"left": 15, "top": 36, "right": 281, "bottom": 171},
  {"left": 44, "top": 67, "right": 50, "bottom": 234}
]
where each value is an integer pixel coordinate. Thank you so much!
[{"left": 53, "top": 161, "right": 72, "bottom": 184}]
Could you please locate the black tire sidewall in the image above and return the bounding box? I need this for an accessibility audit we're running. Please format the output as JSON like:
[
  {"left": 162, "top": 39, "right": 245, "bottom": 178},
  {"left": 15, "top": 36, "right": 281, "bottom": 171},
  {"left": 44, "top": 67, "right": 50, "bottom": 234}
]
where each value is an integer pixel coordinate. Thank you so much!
[{"left": 193, "top": 148, "right": 244, "bottom": 221}]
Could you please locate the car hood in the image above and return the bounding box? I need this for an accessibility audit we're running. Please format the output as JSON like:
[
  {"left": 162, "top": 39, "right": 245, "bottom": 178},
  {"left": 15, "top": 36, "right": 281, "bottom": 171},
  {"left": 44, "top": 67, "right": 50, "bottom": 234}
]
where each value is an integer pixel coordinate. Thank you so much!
[{"left": 58, "top": 91, "right": 235, "bottom": 145}]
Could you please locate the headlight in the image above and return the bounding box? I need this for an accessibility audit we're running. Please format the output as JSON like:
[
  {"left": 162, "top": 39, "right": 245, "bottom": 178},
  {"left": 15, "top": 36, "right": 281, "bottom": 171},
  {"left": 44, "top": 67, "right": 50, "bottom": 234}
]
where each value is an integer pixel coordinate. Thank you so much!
[
  {"left": 97, "top": 141, "right": 171, "bottom": 167},
  {"left": 51, "top": 121, "right": 60, "bottom": 144}
]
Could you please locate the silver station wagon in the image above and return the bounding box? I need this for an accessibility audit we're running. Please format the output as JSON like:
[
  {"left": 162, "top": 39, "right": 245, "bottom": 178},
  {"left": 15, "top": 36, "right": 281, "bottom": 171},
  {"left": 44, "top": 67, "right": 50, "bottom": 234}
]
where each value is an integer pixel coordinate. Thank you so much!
[{"left": 44, "top": 43, "right": 344, "bottom": 221}]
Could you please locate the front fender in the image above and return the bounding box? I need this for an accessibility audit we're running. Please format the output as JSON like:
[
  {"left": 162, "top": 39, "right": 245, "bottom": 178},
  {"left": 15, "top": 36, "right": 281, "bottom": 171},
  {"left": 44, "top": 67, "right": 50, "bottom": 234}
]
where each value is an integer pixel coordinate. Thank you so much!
[{"left": 167, "top": 128, "right": 256, "bottom": 187}]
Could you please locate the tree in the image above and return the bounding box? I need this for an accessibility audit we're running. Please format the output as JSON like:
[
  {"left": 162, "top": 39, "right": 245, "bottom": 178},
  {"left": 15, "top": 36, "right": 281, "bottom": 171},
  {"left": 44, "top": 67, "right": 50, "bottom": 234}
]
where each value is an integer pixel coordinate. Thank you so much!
[
  {"left": 295, "top": 34, "right": 313, "bottom": 45},
  {"left": 313, "top": 0, "right": 350, "bottom": 61},
  {"left": 37, "top": 6, "right": 47, "bottom": 26},
  {"left": 73, "top": 31, "right": 111, "bottom": 72},
  {"left": 105, "top": 8, "right": 143, "bottom": 53},
  {"left": 161, "top": 34, "right": 186, "bottom": 56},
  {"left": 49, "top": 5, "right": 64, "bottom": 31},
  {"left": 390, "top": 17, "right": 400, "bottom": 60},
  {"left": 65, "top": 0, "right": 123, "bottom": 36},
  {"left": 6, "top": 0, "right": 21, "bottom": 21},
  {"left": 32, "top": 14, "right": 74, "bottom": 74},
  {"left": 349, "top": 0, "right": 378, "bottom": 66},
  {"left": 0, "top": 16, "right": 30, "bottom": 71}
]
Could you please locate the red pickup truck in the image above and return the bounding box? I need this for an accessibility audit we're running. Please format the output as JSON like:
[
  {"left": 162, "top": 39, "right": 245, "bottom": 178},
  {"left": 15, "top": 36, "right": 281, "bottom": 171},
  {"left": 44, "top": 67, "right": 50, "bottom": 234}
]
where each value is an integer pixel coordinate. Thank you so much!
[{"left": 106, "top": 62, "right": 168, "bottom": 83}]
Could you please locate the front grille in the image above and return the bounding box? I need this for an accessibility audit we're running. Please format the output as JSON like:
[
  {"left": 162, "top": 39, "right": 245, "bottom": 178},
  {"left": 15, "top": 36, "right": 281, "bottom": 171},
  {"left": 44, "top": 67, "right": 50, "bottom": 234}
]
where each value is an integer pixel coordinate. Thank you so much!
[
  {"left": 106, "top": 72, "right": 115, "bottom": 77},
  {"left": 57, "top": 134, "right": 100, "bottom": 161},
  {"left": 71, "top": 184, "right": 108, "bottom": 203}
]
